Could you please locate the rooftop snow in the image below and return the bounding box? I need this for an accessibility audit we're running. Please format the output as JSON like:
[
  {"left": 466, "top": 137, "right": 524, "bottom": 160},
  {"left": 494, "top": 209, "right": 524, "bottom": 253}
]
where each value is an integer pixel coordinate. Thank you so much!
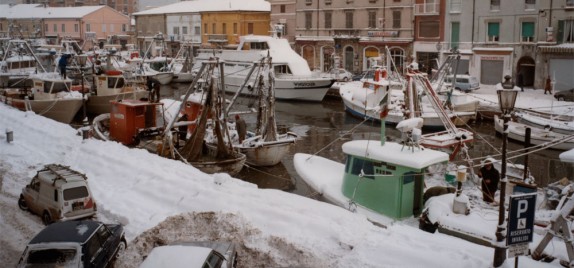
[
  {"left": 133, "top": 0, "right": 270, "bottom": 16},
  {"left": 0, "top": 4, "right": 108, "bottom": 19}
]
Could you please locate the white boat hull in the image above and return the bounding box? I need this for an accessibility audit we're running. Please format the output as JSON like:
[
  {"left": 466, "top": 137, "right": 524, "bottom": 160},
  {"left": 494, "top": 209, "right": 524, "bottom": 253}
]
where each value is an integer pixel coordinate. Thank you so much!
[
  {"left": 172, "top": 72, "right": 194, "bottom": 83},
  {"left": 224, "top": 75, "right": 333, "bottom": 102},
  {"left": 1, "top": 95, "right": 83, "bottom": 124},
  {"left": 515, "top": 112, "right": 574, "bottom": 135},
  {"left": 294, "top": 153, "right": 394, "bottom": 226},
  {"left": 494, "top": 115, "right": 574, "bottom": 150},
  {"left": 235, "top": 133, "right": 297, "bottom": 166},
  {"left": 153, "top": 72, "right": 174, "bottom": 85}
]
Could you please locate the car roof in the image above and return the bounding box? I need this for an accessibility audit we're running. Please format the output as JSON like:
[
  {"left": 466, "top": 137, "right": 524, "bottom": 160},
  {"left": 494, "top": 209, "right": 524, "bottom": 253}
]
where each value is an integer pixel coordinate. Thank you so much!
[
  {"left": 140, "top": 245, "right": 213, "bottom": 268},
  {"left": 29, "top": 220, "right": 101, "bottom": 245}
]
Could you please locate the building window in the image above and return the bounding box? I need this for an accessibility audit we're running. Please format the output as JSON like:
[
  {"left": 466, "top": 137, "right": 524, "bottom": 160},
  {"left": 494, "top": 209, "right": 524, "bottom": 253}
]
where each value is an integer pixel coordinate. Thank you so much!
[
  {"left": 280, "top": 4, "right": 285, "bottom": 13},
  {"left": 450, "top": 0, "right": 462, "bottom": 13},
  {"left": 222, "top": 23, "right": 226, "bottom": 34},
  {"left": 110, "top": 24, "right": 114, "bottom": 33},
  {"left": 345, "top": 11, "right": 353, "bottom": 29},
  {"left": 61, "top": 24, "right": 65, "bottom": 32},
  {"left": 557, "top": 20, "right": 574, "bottom": 43},
  {"left": 86, "top": 24, "right": 90, "bottom": 32},
  {"left": 487, "top": 22, "right": 500, "bottom": 41},
  {"left": 392, "top": 10, "right": 401, "bottom": 28},
  {"left": 74, "top": 24, "right": 78, "bottom": 32},
  {"left": 521, "top": 22, "right": 535, "bottom": 42},
  {"left": 567, "top": 0, "right": 574, "bottom": 7},
  {"left": 204, "top": 23, "right": 208, "bottom": 34},
  {"left": 102, "top": 24, "right": 106, "bottom": 32},
  {"left": 248, "top": 23, "right": 254, "bottom": 34},
  {"left": 325, "top": 12, "right": 332, "bottom": 29},
  {"left": 182, "top": 26, "right": 188, "bottom": 35},
  {"left": 122, "top": 24, "right": 127, "bottom": 32},
  {"left": 212, "top": 23, "right": 216, "bottom": 34},
  {"left": 490, "top": 0, "right": 500, "bottom": 10},
  {"left": 306, "top": 0, "right": 312, "bottom": 5},
  {"left": 233, "top": 23, "right": 237, "bottom": 34},
  {"left": 53, "top": 24, "right": 57, "bottom": 32},
  {"left": 368, "top": 10, "right": 377, "bottom": 29},
  {"left": 418, "top": 21, "right": 439, "bottom": 38},
  {"left": 173, "top": 26, "right": 179, "bottom": 35},
  {"left": 195, "top": 26, "right": 200, "bottom": 35},
  {"left": 525, "top": 0, "right": 535, "bottom": 10},
  {"left": 325, "top": 0, "right": 332, "bottom": 5},
  {"left": 45, "top": 24, "right": 48, "bottom": 32},
  {"left": 305, "top": 12, "right": 312, "bottom": 29}
]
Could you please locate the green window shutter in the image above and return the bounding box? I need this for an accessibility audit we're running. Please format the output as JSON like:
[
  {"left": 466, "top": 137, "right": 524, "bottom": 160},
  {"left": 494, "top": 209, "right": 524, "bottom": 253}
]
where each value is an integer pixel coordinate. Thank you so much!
[
  {"left": 488, "top": 22, "right": 500, "bottom": 36},
  {"left": 522, "top": 22, "right": 535, "bottom": 37},
  {"left": 451, "top": 22, "right": 460, "bottom": 49}
]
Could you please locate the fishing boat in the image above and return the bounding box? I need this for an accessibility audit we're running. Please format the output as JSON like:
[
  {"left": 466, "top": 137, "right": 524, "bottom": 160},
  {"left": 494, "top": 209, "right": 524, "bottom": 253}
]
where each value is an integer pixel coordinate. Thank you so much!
[
  {"left": 514, "top": 110, "right": 574, "bottom": 135},
  {"left": 168, "top": 42, "right": 195, "bottom": 83},
  {"left": 0, "top": 72, "right": 83, "bottom": 124},
  {"left": 86, "top": 69, "right": 148, "bottom": 115},
  {"left": 0, "top": 39, "right": 45, "bottom": 88},
  {"left": 494, "top": 115, "right": 574, "bottom": 150},
  {"left": 194, "top": 34, "right": 334, "bottom": 102},
  {"left": 295, "top": 76, "right": 450, "bottom": 226},
  {"left": 224, "top": 56, "right": 298, "bottom": 166}
]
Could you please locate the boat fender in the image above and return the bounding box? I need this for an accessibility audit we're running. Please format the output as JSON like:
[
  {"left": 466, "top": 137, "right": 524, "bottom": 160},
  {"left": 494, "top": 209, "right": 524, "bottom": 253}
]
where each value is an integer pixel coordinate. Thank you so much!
[
  {"left": 247, "top": 82, "right": 254, "bottom": 91},
  {"left": 106, "top": 70, "right": 122, "bottom": 76},
  {"left": 544, "top": 125, "right": 552, "bottom": 131},
  {"left": 381, "top": 68, "right": 388, "bottom": 79}
]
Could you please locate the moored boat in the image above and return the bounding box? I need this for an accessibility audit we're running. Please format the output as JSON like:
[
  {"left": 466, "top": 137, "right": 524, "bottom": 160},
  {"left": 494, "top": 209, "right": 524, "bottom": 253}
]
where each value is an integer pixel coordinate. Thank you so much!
[
  {"left": 494, "top": 115, "right": 574, "bottom": 150},
  {"left": 86, "top": 69, "right": 148, "bottom": 115}
]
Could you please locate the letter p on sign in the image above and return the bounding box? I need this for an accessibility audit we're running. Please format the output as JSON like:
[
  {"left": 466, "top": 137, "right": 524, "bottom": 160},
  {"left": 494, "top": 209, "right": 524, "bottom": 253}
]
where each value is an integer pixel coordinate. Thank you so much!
[{"left": 517, "top": 199, "right": 528, "bottom": 218}]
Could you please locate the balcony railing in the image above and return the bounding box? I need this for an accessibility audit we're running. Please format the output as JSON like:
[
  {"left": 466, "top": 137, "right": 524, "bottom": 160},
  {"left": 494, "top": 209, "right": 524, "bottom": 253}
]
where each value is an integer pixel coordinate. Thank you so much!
[{"left": 414, "top": 3, "right": 439, "bottom": 15}]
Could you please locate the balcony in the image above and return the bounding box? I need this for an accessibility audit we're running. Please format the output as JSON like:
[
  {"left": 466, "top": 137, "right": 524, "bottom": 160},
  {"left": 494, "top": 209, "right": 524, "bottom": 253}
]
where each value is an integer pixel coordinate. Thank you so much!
[
  {"left": 414, "top": 3, "right": 439, "bottom": 16},
  {"left": 207, "top": 34, "right": 228, "bottom": 44}
]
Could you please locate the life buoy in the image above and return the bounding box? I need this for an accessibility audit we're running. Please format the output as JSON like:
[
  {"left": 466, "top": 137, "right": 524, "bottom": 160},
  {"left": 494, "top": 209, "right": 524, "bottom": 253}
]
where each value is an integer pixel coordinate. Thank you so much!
[{"left": 106, "top": 70, "right": 122, "bottom": 76}]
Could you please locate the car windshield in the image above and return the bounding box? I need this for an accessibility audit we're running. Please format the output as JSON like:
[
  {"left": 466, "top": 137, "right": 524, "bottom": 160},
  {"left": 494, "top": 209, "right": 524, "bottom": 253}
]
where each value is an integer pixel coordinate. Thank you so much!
[
  {"left": 63, "top": 186, "right": 89, "bottom": 201},
  {"left": 458, "top": 78, "right": 469, "bottom": 83},
  {"left": 24, "top": 248, "right": 78, "bottom": 267}
]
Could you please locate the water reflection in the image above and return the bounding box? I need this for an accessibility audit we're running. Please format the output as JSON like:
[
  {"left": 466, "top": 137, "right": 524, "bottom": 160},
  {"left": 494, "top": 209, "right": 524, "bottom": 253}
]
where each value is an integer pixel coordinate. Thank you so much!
[{"left": 160, "top": 83, "right": 570, "bottom": 194}]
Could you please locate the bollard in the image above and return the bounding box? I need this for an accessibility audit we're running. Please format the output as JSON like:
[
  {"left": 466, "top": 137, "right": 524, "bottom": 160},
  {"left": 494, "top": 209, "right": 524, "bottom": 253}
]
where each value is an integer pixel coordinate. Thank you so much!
[
  {"left": 82, "top": 118, "right": 89, "bottom": 140},
  {"left": 6, "top": 129, "right": 13, "bottom": 143}
]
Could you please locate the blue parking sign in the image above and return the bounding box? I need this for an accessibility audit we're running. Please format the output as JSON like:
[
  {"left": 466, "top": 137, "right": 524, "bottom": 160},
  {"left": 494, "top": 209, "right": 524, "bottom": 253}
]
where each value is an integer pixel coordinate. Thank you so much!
[{"left": 507, "top": 193, "right": 536, "bottom": 246}]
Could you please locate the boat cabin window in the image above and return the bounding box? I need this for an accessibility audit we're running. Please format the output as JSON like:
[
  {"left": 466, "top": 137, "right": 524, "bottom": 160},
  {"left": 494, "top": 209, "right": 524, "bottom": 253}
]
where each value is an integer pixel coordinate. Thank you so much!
[
  {"left": 108, "top": 77, "right": 125, "bottom": 88},
  {"left": 9, "top": 60, "right": 35, "bottom": 69},
  {"left": 274, "top": 65, "right": 291, "bottom": 75},
  {"left": 44, "top": 81, "right": 71, "bottom": 93},
  {"left": 150, "top": 61, "right": 168, "bottom": 72},
  {"left": 242, "top": 42, "right": 269, "bottom": 50},
  {"left": 346, "top": 157, "right": 375, "bottom": 179}
]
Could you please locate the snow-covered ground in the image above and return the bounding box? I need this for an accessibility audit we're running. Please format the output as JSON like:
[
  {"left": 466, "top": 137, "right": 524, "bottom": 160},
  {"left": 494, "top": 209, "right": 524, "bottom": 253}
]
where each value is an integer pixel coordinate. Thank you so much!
[{"left": 0, "top": 85, "right": 571, "bottom": 267}]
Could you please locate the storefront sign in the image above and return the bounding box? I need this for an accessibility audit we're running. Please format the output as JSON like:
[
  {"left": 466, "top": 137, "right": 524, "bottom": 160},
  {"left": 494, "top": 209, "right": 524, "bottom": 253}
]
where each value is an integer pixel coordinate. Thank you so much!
[{"left": 482, "top": 56, "right": 504, "bottom": 61}]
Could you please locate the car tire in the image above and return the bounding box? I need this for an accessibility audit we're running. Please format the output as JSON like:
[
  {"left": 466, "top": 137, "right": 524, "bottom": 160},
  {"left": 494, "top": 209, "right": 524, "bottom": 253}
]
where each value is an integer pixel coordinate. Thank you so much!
[
  {"left": 343, "top": 77, "right": 349, "bottom": 82},
  {"left": 42, "top": 211, "right": 52, "bottom": 225},
  {"left": 116, "top": 239, "right": 127, "bottom": 259},
  {"left": 558, "top": 97, "right": 565, "bottom": 101},
  {"left": 18, "top": 195, "right": 28, "bottom": 210},
  {"left": 455, "top": 87, "right": 462, "bottom": 92}
]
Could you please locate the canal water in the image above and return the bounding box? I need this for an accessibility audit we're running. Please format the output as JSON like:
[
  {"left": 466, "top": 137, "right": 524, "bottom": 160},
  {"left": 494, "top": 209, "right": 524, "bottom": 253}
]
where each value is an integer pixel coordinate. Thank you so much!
[{"left": 159, "top": 83, "right": 571, "bottom": 197}]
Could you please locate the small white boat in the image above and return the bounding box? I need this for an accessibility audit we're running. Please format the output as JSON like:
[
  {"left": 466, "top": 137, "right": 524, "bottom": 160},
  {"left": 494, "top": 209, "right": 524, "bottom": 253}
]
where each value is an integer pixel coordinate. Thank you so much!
[
  {"left": 169, "top": 42, "right": 195, "bottom": 83},
  {"left": 0, "top": 72, "right": 83, "bottom": 124},
  {"left": 86, "top": 70, "right": 149, "bottom": 115},
  {"left": 194, "top": 34, "right": 334, "bottom": 102},
  {"left": 515, "top": 110, "right": 574, "bottom": 135},
  {"left": 494, "top": 115, "right": 574, "bottom": 150}
]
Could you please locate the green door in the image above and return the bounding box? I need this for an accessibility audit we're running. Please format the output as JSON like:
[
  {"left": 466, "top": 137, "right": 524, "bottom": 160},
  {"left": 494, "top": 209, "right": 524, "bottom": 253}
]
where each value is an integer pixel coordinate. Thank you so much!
[{"left": 451, "top": 22, "right": 460, "bottom": 50}]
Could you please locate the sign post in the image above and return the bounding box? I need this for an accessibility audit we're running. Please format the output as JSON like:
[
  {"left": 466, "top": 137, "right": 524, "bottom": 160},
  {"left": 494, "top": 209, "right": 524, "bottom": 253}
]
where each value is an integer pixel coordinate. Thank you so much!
[{"left": 507, "top": 193, "right": 536, "bottom": 266}]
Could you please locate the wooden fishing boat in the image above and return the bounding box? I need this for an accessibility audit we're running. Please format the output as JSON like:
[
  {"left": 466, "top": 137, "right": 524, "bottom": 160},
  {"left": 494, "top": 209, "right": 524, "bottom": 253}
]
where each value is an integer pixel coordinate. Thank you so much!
[{"left": 86, "top": 69, "right": 148, "bottom": 115}]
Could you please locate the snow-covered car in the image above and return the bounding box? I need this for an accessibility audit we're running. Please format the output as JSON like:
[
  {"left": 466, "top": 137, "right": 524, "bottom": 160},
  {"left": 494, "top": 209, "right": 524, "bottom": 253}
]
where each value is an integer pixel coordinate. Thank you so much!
[
  {"left": 328, "top": 68, "right": 353, "bottom": 82},
  {"left": 18, "top": 164, "right": 97, "bottom": 225},
  {"left": 443, "top": 75, "right": 480, "bottom": 93},
  {"left": 554, "top": 88, "right": 574, "bottom": 101},
  {"left": 17, "top": 220, "right": 126, "bottom": 268},
  {"left": 140, "top": 241, "right": 238, "bottom": 268}
]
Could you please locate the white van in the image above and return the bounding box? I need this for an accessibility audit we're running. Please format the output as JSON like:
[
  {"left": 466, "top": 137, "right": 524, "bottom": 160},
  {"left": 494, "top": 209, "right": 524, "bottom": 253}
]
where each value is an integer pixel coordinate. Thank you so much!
[
  {"left": 444, "top": 75, "right": 480, "bottom": 93},
  {"left": 18, "top": 164, "right": 97, "bottom": 225}
]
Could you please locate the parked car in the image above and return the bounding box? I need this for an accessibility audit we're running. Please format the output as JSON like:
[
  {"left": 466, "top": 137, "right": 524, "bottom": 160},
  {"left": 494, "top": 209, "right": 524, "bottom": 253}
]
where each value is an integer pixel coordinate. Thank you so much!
[
  {"left": 17, "top": 220, "right": 126, "bottom": 268},
  {"left": 554, "top": 88, "right": 574, "bottom": 101},
  {"left": 352, "top": 70, "right": 375, "bottom": 81},
  {"left": 443, "top": 75, "right": 480, "bottom": 93},
  {"left": 140, "top": 241, "right": 238, "bottom": 268},
  {"left": 18, "top": 164, "right": 97, "bottom": 225},
  {"left": 328, "top": 68, "right": 353, "bottom": 82}
]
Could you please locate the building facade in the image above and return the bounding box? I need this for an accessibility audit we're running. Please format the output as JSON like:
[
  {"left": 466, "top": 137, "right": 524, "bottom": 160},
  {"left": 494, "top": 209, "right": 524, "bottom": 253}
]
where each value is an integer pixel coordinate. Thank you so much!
[
  {"left": 200, "top": 11, "right": 271, "bottom": 48},
  {"left": 294, "top": 0, "right": 415, "bottom": 74},
  {"left": 444, "top": 0, "right": 574, "bottom": 89},
  {"left": 15, "top": 0, "right": 138, "bottom": 15},
  {"left": 412, "top": 0, "right": 444, "bottom": 75},
  {"left": 267, "top": 0, "right": 297, "bottom": 44}
]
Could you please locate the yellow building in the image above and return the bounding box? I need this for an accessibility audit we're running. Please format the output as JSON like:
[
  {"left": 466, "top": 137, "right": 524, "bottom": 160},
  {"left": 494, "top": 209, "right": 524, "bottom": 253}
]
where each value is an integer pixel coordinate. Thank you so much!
[{"left": 201, "top": 11, "right": 270, "bottom": 48}]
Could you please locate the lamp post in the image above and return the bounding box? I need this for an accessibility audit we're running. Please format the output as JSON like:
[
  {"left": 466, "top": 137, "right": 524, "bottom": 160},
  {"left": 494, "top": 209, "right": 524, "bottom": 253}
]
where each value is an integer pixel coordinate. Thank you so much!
[
  {"left": 493, "top": 86, "right": 518, "bottom": 267},
  {"left": 76, "top": 54, "right": 89, "bottom": 139}
]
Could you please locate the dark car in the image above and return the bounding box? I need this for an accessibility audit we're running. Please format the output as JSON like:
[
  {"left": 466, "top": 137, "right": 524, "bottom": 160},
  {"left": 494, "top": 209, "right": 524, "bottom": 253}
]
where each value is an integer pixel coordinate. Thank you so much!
[
  {"left": 554, "top": 88, "right": 574, "bottom": 102},
  {"left": 17, "top": 220, "right": 126, "bottom": 268}
]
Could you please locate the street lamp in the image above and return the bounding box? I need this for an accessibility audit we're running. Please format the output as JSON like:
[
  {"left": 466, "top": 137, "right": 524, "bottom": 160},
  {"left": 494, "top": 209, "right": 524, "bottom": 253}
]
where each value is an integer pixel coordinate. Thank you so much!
[
  {"left": 493, "top": 86, "right": 518, "bottom": 267},
  {"left": 76, "top": 54, "right": 89, "bottom": 139}
]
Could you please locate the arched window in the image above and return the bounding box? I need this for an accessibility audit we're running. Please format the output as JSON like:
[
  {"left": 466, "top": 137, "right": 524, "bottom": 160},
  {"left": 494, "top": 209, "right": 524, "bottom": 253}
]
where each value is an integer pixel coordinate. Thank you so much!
[
  {"left": 364, "top": 47, "right": 380, "bottom": 70},
  {"left": 390, "top": 47, "right": 405, "bottom": 74}
]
